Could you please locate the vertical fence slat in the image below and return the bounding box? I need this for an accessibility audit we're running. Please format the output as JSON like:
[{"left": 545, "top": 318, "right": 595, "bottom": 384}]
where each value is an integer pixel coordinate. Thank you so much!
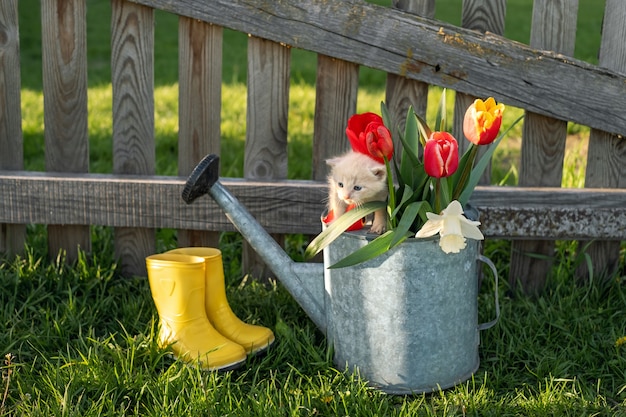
[
  {"left": 42, "top": 0, "right": 91, "bottom": 262},
  {"left": 385, "top": 0, "right": 435, "bottom": 145},
  {"left": 0, "top": 0, "right": 25, "bottom": 255},
  {"left": 310, "top": 55, "right": 359, "bottom": 263},
  {"left": 111, "top": 0, "right": 155, "bottom": 276},
  {"left": 177, "top": 18, "right": 222, "bottom": 248},
  {"left": 243, "top": 36, "right": 290, "bottom": 279},
  {"left": 509, "top": 0, "right": 578, "bottom": 293},
  {"left": 311, "top": 55, "right": 359, "bottom": 179},
  {"left": 576, "top": 0, "right": 626, "bottom": 280},
  {"left": 453, "top": 0, "right": 506, "bottom": 182}
]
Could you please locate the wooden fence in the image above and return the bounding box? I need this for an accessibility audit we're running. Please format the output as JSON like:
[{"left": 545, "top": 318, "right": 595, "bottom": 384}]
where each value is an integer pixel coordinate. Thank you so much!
[{"left": 0, "top": 0, "right": 624, "bottom": 294}]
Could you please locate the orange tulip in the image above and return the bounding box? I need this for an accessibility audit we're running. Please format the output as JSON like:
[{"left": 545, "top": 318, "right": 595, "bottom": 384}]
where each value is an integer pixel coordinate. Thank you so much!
[{"left": 463, "top": 97, "right": 505, "bottom": 145}]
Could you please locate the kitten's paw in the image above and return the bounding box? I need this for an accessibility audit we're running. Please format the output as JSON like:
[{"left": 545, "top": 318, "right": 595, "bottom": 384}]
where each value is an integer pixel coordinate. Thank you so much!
[{"left": 369, "top": 222, "right": 386, "bottom": 234}]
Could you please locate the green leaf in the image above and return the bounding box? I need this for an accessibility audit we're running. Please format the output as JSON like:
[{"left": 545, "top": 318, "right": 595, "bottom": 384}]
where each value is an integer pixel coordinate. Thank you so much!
[
  {"left": 391, "top": 184, "right": 413, "bottom": 219},
  {"left": 328, "top": 231, "right": 399, "bottom": 269},
  {"left": 390, "top": 201, "right": 424, "bottom": 247},
  {"left": 439, "top": 176, "right": 451, "bottom": 209},
  {"left": 458, "top": 114, "right": 524, "bottom": 205},
  {"left": 403, "top": 106, "right": 420, "bottom": 155},
  {"left": 304, "top": 201, "right": 386, "bottom": 259},
  {"left": 380, "top": 101, "right": 393, "bottom": 132},
  {"left": 414, "top": 112, "right": 432, "bottom": 146},
  {"left": 450, "top": 142, "right": 476, "bottom": 191},
  {"left": 435, "top": 88, "right": 447, "bottom": 132},
  {"left": 400, "top": 107, "right": 421, "bottom": 182}
]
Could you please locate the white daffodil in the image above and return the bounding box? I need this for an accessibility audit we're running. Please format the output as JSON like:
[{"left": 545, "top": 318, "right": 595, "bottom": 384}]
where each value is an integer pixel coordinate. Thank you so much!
[{"left": 415, "top": 200, "right": 484, "bottom": 253}]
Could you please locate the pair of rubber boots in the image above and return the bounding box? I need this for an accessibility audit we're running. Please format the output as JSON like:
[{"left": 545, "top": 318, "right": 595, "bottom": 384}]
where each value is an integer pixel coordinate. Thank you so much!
[{"left": 146, "top": 247, "right": 275, "bottom": 371}]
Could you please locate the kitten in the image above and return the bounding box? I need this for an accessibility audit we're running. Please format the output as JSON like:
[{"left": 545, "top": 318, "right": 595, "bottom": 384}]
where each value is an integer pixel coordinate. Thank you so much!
[{"left": 326, "top": 151, "right": 388, "bottom": 234}]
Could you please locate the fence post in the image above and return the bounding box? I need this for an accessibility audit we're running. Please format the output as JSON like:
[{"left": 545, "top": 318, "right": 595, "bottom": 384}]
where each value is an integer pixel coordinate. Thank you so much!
[
  {"left": 42, "top": 0, "right": 91, "bottom": 262},
  {"left": 576, "top": 0, "right": 626, "bottom": 280},
  {"left": 0, "top": 0, "right": 25, "bottom": 255},
  {"left": 243, "top": 37, "right": 290, "bottom": 279},
  {"left": 509, "top": 0, "right": 578, "bottom": 294},
  {"left": 453, "top": 0, "right": 506, "bottom": 182},
  {"left": 177, "top": 18, "right": 222, "bottom": 249},
  {"left": 386, "top": 0, "right": 435, "bottom": 146},
  {"left": 111, "top": 0, "right": 156, "bottom": 277},
  {"left": 311, "top": 55, "right": 359, "bottom": 180}
]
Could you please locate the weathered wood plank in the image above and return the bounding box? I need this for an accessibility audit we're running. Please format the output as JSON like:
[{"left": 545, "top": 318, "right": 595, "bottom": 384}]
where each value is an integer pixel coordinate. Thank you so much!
[
  {"left": 453, "top": 0, "right": 507, "bottom": 185},
  {"left": 1, "top": 172, "right": 625, "bottom": 240},
  {"left": 177, "top": 17, "right": 222, "bottom": 248},
  {"left": 245, "top": 37, "right": 290, "bottom": 181},
  {"left": 510, "top": 0, "right": 577, "bottom": 293},
  {"left": 111, "top": 0, "right": 155, "bottom": 276},
  {"left": 311, "top": 55, "right": 358, "bottom": 180},
  {"left": 0, "top": 0, "right": 22, "bottom": 171},
  {"left": 128, "top": 0, "right": 626, "bottom": 137},
  {"left": 41, "top": 0, "right": 91, "bottom": 261},
  {"left": 0, "top": 0, "right": 25, "bottom": 254},
  {"left": 310, "top": 54, "right": 358, "bottom": 264},
  {"left": 244, "top": 37, "right": 291, "bottom": 278},
  {"left": 576, "top": 0, "right": 626, "bottom": 280},
  {"left": 384, "top": 0, "right": 434, "bottom": 150}
]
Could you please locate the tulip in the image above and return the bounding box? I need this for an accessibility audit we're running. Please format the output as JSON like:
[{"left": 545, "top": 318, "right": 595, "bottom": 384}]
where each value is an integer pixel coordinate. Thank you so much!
[
  {"left": 346, "top": 112, "right": 394, "bottom": 164},
  {"left": 463, "top": 97, "right": 505, "bottom": 145},
  {"left": 423, "top": 131, "right": 459, "bottom": 178},
  {"left": 415, "top": 200, "right": 484, "bottom": 254}
]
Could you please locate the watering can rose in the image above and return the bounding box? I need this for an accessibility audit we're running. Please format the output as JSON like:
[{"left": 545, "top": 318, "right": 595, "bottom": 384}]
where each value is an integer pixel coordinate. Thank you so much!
[
  {"left": 423, "top": 131, "right": 459, "bottom": 178},
  {"left": 463, "top": 97, "right": 505, "bottom": 145},
  {"left": 346, "top": 112, "right": 394, "bottom": 163}
]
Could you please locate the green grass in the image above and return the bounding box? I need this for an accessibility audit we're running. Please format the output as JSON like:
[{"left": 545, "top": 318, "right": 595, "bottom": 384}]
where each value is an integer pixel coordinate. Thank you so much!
[
  {"left": 1, "top": 231, "right": 625, "bottom": 416},
  {"left": 5, "top": 0, "right": 625, "bottom": 415}
]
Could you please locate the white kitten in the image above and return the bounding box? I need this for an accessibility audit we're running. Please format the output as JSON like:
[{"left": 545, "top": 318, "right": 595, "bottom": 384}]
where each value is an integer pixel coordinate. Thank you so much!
[{"left": 326, "top": 151, "right": 388, "bottom": 234}]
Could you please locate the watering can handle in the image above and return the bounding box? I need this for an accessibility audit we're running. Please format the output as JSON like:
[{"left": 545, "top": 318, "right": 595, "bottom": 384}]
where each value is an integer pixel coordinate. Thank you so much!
[{"left": 477, "top": 254, "right": 500, "bottom": 331}]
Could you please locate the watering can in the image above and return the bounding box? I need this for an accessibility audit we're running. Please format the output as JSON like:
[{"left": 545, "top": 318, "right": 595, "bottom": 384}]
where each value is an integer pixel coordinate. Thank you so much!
[{"left": 182, "top": 154, "right": 500, "bottom": 394}]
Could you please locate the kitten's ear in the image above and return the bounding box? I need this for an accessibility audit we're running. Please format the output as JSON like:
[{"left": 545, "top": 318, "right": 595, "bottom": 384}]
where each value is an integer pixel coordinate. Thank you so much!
[
  {"left": 370, "top": 166, "right": 387, "bottom": 179},
  {"left": 326, "top": 156, "right": 341, "bottom": 167}
]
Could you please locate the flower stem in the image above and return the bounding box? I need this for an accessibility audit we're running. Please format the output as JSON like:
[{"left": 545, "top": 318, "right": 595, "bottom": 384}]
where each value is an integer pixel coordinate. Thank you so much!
[
  {"left": 433, "top": 178, "right": 441, "bottom": 213},
  {"left": 384, "top": 157, "right": 396, "bottom": 228}
]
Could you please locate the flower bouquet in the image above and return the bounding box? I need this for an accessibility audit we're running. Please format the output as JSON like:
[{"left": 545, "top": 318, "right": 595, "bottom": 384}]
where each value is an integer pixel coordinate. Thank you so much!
[{"left": 306, "top": 90, "right": 521, "bottom": 268}]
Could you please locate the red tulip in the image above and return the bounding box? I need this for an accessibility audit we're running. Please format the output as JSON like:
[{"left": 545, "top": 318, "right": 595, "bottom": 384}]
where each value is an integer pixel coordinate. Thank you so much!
[
  {"left": 346, "top": 112, "right": 394, "bottom": 164},
  {"left": 423, "top": 131, "right": 459, "bottom": 178},
  {"left": 463, "top": 97, "right": 505, "bottom": 145}
]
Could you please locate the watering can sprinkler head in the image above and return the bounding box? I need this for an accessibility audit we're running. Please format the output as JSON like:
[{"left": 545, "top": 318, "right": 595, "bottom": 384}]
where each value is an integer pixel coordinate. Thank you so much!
[
  {"left": 181, "top": 154, "right": 327, "bottom": 333},
  {"left": 182, "top": 154, "right": 220, "bottom": 204}
]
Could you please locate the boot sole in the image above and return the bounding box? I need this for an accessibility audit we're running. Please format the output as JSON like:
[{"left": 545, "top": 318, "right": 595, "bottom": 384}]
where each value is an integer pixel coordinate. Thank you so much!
[{"left": 248, "top": 336, "right": 276, "bottom": 357}]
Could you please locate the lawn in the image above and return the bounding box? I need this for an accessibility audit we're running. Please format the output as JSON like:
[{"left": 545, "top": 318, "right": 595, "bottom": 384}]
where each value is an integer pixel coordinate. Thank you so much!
[{"left": 2, "top": 0, "right": 625, "bottom": 415}]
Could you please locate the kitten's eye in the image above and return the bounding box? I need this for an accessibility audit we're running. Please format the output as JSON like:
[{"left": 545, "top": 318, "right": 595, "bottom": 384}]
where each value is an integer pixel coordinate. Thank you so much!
[
  {"left": 353, "top": 185, "right": 362, "bottom": 191},
  {"left": 337, "top": 182, "right": 344, "bottom": 188}
]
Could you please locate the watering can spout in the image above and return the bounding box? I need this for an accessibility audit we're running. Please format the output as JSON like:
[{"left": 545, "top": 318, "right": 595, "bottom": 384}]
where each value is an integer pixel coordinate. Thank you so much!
[{"left": 182, "top": 154, "right": 327, "bottom": 333}]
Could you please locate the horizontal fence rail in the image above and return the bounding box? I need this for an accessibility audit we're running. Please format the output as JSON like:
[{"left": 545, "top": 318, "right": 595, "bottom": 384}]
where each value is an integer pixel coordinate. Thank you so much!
[{"left": 1, "top": 171, "right": 624, "bottom": 240}]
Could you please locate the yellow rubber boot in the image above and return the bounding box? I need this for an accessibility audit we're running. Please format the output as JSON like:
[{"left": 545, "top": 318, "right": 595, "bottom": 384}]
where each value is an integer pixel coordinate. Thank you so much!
[
  {"left": 168, "top": 248, "right": 275, "bottom": 355},
  {"left": 145, "top": 253, "right": 246, "bottom": 371}
]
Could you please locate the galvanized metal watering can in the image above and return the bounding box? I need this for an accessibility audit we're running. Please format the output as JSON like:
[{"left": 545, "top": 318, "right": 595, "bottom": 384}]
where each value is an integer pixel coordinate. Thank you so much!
[{"left": 183, "top": 154, "right": 500, "bottom": 394}]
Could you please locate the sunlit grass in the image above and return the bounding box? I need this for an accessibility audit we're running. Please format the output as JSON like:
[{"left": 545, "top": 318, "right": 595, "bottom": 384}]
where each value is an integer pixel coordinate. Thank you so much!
[{"left": 21, "top": 82, "right": 557, "bottom": 185}]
